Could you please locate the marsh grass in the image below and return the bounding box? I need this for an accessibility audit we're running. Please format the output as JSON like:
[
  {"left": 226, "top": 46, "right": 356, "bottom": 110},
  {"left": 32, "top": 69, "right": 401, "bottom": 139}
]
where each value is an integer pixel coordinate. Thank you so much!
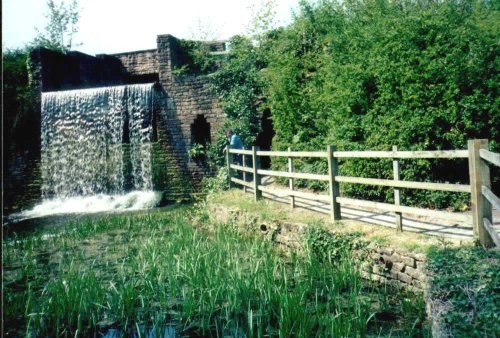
[{"left": 3, "top": 206, "right": 428, "bottom": 337}]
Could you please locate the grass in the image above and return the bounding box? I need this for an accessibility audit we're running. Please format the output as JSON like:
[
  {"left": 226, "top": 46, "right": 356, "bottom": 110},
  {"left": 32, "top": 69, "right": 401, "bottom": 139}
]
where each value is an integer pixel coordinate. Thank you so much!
[{"left": 3, "top": 205, "right": 428, "bottom": 337}]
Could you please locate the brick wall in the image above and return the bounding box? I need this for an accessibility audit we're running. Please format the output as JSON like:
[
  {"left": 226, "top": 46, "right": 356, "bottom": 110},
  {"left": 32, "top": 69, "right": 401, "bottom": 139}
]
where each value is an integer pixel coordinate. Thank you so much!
[
  {"left": 155, "top": 34, "right": 224, "bottom": 189},
  {"left": 109, "top": 49, "right": 159, "bottom": 76},
  {"left": 109, "top": 34, "right": 227, "bottom": 192},
  {"left": 18, "top": 33, "right": 227, "bottom": 210}
]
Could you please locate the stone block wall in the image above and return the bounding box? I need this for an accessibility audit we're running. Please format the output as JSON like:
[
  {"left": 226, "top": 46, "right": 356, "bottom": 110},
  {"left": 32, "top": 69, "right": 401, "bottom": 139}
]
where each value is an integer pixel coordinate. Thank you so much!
[
  {"left": 18, "top": 33, "right": 226, "bottom": 210},
  {"left": 110, "top": 49, "right": 159, "bottom": 76},
  {"left": 360, "top": 248, "right": 427, "bottom": 291},
  {"left": 155, "top": 35, "right": 224, "bottom": 188}
]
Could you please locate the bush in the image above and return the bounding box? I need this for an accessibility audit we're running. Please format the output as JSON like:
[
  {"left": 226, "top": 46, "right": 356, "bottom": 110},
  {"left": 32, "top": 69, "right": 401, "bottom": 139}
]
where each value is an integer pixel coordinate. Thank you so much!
[
  {"left": 427, "top": 245, "right": 500, "bottom": 336},
  {"left": 305, "top": 225, "right": 366, "bottom": 263},
  {"left": 201, "top": 167, "right": 229, "bottom": 194},
  {"left": 207, "top": 35, "right": 266, "bottom": 166},
  {"left": 262, "top": 0, "right": 499, "bottom": 208}
]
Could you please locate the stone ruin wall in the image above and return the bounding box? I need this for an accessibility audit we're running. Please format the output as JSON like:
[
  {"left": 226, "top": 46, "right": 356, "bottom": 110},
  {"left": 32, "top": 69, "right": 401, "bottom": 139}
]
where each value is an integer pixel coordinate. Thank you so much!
[
  {"left": 108, "top": 35, "right": 226, "bottom": 194},
  {"left": 111, "top": 49, "right": 159, "bottom": 76},
  {"left": 108, "top": 36, "right": 227, "bottom": 194},
  {"left": 15, "top": 34, "right": 226, "bottom": 210}
]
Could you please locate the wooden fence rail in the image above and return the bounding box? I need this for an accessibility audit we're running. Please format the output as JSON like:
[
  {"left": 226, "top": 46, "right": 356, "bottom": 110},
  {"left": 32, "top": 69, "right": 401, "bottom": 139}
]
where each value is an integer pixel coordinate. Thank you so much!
[{"left": 226, "top": 139, "right": 499, "bottom": 248}]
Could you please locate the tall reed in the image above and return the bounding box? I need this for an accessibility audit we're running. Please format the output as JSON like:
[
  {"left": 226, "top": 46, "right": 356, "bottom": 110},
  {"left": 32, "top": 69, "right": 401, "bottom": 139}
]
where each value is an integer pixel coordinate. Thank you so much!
[{"left": 3, "top": 207, "right": 428, "bottom": 337}]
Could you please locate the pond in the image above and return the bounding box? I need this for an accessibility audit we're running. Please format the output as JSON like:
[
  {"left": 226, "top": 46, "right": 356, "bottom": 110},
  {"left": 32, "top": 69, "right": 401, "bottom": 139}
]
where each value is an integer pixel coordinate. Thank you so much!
[{"left": 3, "top": 206, "right": 429, "bottom": 337}]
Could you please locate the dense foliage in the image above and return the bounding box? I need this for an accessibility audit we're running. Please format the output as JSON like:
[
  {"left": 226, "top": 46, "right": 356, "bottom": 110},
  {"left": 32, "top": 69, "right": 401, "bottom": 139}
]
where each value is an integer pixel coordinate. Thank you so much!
[
  {"left": 306, "top": 226, "right": 366, "bottom": 263},
  {"left": 173, "top": 39, "right": 220, "bottom": 76},
  {"left": 208, "top": 36, "right": 267, "bottom": 167},
  {"left": 211, "top": 0, "right": 499, "bottom": 208},
  {"left": 3, "top": 49, "right": 37, "bottom": 152},
  {"left": 427, "top": 245, "right": 500, "bottom": 336},
  {"left": 3, "top": 49, "right": 40, "bottom": 211}
]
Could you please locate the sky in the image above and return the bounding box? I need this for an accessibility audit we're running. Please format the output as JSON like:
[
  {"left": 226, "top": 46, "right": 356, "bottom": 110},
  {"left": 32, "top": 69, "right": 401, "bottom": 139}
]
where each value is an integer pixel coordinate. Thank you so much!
[{"left": 3, "top": 0, "right": 299, "bottom": 55}]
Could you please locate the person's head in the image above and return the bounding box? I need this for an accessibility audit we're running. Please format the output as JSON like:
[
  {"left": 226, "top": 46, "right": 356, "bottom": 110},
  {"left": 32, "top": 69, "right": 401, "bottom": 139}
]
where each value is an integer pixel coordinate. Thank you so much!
[{"left": 226, "top": 129, "right": 234, "bottom": 137}]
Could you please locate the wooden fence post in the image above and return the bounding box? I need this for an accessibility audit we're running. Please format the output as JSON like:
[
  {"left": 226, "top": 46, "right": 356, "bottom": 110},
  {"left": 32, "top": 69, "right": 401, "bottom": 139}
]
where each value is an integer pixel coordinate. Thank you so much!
[
  {"left": 393, "top": 145, "right": 403, "bottom": 231},
  {"left": 226, "top": 145, "right": 232, "bottom": 188},
  {"left": 252, "top": 146, "right": 262, "bottom": 201},
  {"left": 288, "top": 147, "right": 295, "bottom": 209},
  {"left": 327, "top": 145, "right": 341, "bottom": 221},
  {"left": 468, "top": 139, "right": 494, "bottom": 247},
  {"left": 242, "top": 152, "right": 247, "bottom": 193}
]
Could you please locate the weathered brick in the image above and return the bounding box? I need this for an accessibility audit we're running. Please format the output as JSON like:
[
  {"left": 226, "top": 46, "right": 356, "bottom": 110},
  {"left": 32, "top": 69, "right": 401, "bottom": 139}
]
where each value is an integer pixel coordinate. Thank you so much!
[
  {"left": 411, "top": 279, "right": 426, "bottom": 290},
  {"left": 397, "top": 272, "right": 413, "bottom": 284},
  {"left": 401, "top": 256, "right": 416, "bottom": 268},
  {"left": 379, "top": 248, "right": 395, "bottom": 256},
  {"left": 373, "top": 264, "right": 384, "bottom": 274},
  {"left": 392, "top": 262, "right": 406, "bottom": 272},
  {"left": 405, "top": 266, "right": 427, "bottom": 281},
  {"left": 390, "top": 253, "right": 402, "bottom": 263}
]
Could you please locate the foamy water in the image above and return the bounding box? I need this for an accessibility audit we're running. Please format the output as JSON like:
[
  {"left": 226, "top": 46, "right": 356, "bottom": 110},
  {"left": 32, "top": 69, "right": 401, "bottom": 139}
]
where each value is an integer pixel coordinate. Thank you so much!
[
  {"left": 41, "top": 84, "right": 155, "bottom": 198},
  {"left": 10, "top": 191, "right": 162, "bottom": 221}
]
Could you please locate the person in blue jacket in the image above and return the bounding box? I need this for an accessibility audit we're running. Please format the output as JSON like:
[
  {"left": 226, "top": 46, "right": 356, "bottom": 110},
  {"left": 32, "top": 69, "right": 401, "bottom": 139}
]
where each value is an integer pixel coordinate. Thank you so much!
[{"left": 226, "top": 130, "right": 244, "bottom": 174}]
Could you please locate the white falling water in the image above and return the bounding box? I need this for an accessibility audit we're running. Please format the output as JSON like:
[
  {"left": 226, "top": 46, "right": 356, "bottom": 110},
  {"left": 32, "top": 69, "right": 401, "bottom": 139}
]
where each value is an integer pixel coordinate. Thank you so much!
[
  {"left": 127, "top": 84, "right": 154, "bottom": 191},
  {"left": 13, "top": 83, "right": 161, "bottom": 220}
]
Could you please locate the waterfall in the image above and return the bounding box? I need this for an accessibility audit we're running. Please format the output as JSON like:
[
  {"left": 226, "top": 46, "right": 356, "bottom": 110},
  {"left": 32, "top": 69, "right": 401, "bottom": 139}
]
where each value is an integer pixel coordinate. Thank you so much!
[
  {"left": 12, "top": 83, "right": 161, "bottom": 220},
  {"left": 41, "top": 83, "right": 154, "bottom": 197}
]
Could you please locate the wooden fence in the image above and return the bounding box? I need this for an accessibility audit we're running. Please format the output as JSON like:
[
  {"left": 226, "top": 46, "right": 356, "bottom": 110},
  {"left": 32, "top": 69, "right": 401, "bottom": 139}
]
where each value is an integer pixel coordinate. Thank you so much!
[{"left": 226, "top": 139, "right": 499, "bottom": 248}]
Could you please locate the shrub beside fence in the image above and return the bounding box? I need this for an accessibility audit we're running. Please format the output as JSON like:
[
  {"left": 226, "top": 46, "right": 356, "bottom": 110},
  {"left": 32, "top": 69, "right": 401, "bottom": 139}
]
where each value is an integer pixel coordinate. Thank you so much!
[{"left": 226, "top": 139, "right": 499, "bottom": 248}]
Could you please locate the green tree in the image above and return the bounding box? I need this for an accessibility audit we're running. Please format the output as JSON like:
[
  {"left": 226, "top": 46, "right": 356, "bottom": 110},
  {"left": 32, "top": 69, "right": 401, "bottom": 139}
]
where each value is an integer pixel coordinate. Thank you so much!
[
  {"left": 33, "top": 0, "right": 80, "bottom": 52},
  {"left": 261, "top": 0, "right": 499, "bottom": 208},
  {"left": 208, "top": 35, "right": 266, "bottom": 167}
]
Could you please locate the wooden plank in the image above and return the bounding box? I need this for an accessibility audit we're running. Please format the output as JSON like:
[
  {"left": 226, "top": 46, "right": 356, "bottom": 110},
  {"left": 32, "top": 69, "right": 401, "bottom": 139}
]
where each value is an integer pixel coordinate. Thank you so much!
[
  {"left": 258, "top": 185, "right": 330, "bottom": 202},
  {"left": 242, "top": 154, "right": 247, "bottom": 193},
  {"left": 333, "top": 150, "right": 468, "bottom": 159},
  {"left": 327, "top": 145, "right": 341, "bottom": 221},
  {"left": 483, "top": 218, "right": 500, "bottom": 247},
  {"left": 229, "top": 164, "right": 253, "bottom": 173},
  {"left": 335, "top": 176, "right": 470, "bottom": 193},
  {"left": 393, "top": 145, "right": 402, "bottom": 231},
  {"left": 229, "top": 149, "right": 253, "bottom": 155},
  {"left": 256, "top": 150, "right": 328, "bottom": 158},
  {"left": 336, "top": 197, "right": 471, "bottom": 223},
  {"left": 288, "top": 147, "right": 295, "bottom": 209},
  {"left": 482, "top": 186, "right": 500, "bottom": 211},
  {"left": 230, "top": 177, "right": 253, "bottom": 188},
  {"left": 225, "top": 145, "right": 232, "bottom": 188},
  {"left": 479, "top": 149, "right": 500, "bottom": 167},
  {"left": 252, "top": 146, "right": 262, "bottom": 201},
  {"left": 468, "top": 139, "right": 494, "bottom": 247},
  {"left": 257, "top": 169, "right": 330, "bottom": 181}
]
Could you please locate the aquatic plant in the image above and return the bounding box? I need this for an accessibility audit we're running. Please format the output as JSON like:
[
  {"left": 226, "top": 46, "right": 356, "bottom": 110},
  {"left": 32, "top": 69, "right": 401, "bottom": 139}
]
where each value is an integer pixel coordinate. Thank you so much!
[{"left": 3, "top": 207, "right": 428, "bottom": 337}]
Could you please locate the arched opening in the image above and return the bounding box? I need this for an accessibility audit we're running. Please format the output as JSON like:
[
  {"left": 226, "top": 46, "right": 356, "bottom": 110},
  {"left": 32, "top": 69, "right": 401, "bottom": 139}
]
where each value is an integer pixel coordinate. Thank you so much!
[
  {"left": 190, "top": 114, "right": 211, "bottom": 146},
  {"left": 256, "top": 109, "right": 274, "bottom": 169}
]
